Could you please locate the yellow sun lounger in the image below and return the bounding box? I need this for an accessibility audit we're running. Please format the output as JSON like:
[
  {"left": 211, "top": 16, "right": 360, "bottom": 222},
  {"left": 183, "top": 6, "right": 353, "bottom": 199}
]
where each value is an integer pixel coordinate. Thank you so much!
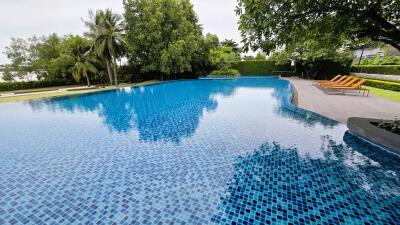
[
  {"left": 315, "top": 76, "right": 348, "bottom": 86},
  {"left": 320, "top": 77, "right": 359, "bottom": 88},
  {"left": 314, "top": 75, "right": 342, "bottom": 84},
  {"left": 324, "top": 79, "right": 369, "bottom": 96},
  {"left": 319, "top": 76, "right": 354, "bottom": 87}
]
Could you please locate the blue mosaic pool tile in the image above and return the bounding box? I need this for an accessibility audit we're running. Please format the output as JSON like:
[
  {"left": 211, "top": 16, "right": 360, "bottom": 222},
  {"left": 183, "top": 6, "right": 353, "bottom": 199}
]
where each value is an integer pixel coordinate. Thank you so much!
[{"left": 0, "top": 78, "right": 399, "bottom": 224}]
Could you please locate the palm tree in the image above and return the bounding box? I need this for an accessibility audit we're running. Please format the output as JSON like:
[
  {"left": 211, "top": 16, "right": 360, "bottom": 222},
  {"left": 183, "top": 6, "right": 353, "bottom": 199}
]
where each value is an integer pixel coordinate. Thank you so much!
[
  {"left": 71, "top": 45, "right": 98, "bottom": 87},
  {"left": 85, "top": 9, "right": 126, "bottom": 86}
]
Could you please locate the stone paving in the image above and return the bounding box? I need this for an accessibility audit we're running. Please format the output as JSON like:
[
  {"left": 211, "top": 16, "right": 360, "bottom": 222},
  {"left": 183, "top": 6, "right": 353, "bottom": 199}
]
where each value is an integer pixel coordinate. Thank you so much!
[{"left": 284, "top": 77, "right": 400, "bottom": 123}]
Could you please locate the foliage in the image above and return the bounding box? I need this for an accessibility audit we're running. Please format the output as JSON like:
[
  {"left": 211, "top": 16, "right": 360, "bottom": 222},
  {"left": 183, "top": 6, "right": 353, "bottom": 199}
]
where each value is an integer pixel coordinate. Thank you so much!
[
  {"left": 268, "top": 51, "right": 291, "bottom": 65},
  {"left": 236, "top": 0, "right": 400, "bottom": 53},
  {"left": 209, "top": 69, "right": 240, "bottom": 76},
  {"left": 124, "top": 0, "right": 205, "bottom": 80},
  {"left": 3, "top": 35, "right": 93, "bottom": 82},
  {"left": 351, "top": 65, "right": 400, "bottom": 75},
  {"left": 204, "top": 33, "right": 220, "bottom": 50},
  {"left": 254, "top": 52, "right": 266, "bottom": 61},
  {"left": 71, "top": 45, "right": 98, "bottom": 86},
  {"left": 210, "top": 47, "right": 240, "bottom": 70},
  {"left": 0, "top": 80, "right": 70, "bottom": 92},
  {"left": 232, "top": 60, "right": 291, "bottom": 75},
  {"left": 261, "top": 39, "right": 354, "bottom": 79},
  {"left": 3, "top": 38, "right": 32, "bottom": 81},
  {"left": 376, "top": 120, "right": 400, "bottom": 135},
  {"left": 242, "top": 55, "right": 255, "bottom": 61},
  {"left": 364, "top": 79, "right": 400, "bottom": 92},
  {"left": 29, "top": 34, "right": 62, "bottom": 80},
  {"left": 220, "top": 39, "right": 241, "bottom": 55},
  {"left": 85, "top": 9, "right": 126, "bottom": 85},
  {"left": 359, "top": 56, "right": 400, "bottom": 65}
]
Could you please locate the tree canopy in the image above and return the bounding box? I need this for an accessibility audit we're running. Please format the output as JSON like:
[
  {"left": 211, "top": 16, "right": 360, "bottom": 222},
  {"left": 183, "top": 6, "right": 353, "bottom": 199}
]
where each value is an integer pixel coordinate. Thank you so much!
[
  {"left": 123, "top": 0, "right": 206, "bottom": 79},
  {"left": 236, "top": 0, "right": 400, "bottom": 53}
]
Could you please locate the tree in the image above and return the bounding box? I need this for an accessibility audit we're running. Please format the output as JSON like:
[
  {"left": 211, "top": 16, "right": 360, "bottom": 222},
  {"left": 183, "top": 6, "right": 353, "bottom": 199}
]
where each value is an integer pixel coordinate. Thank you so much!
[
  {"left": 210, "top": 47, "right": 239, "bottom": 70},
  {"left": 29, "top": 34, "right": 62, "bottom": 79},
  {"left": 254, "top": 52, "right": 266, "bottom": 61},
  {"left": 85, "top": 9, "right": 126, "bottom": 86},
  {"left": 71, "top": 45, "right": 98, "bottom": 86},
  {"left": 124, "top": 0, "right": 204, "bottom": 80},
  {"left": 221, "top": 39, "right": 241, "bottom": 55},
  {"left": 236, "top": 0, "right": 400, "bottom": 52},
  {"left": 3, "top": 38, "right": 31, "bottom": 81},
  {"left": 204, "top": 33, "right": 220, "bottom": 50}
]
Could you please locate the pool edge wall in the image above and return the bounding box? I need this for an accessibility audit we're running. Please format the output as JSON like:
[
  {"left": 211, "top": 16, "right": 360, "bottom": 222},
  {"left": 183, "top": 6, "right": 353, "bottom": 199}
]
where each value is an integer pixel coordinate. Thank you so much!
[{"left": 347, "top": 117, "right": 400, "bottom": 154}]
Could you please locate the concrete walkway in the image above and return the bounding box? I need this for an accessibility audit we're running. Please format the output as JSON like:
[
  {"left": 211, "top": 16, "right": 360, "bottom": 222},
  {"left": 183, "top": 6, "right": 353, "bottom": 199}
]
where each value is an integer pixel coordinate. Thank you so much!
[{"left": 284, "top": 77, "right": 400, "bottom": 123}]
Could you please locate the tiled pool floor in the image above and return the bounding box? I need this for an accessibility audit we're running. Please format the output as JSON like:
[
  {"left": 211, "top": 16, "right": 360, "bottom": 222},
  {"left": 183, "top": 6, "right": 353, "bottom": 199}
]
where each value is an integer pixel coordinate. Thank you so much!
[{"left": 0, "top": 77, "right": 399, "bottom": 224}]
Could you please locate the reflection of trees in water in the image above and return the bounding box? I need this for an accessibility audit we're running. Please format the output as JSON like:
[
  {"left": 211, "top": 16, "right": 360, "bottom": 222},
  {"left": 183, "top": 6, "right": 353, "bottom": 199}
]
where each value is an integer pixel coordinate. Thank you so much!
[
  {"left": 26, "top": 80, "right": 236, "bottom": 143},
  {"left": 213, "top": 137, "right": 400, "bottom": 224},
  {"left": 25, "top": 77, "right": 338, "bottom": 143},
  {"left": 277, "top": 105, "right": 339, "bottom": 128},
  {"left": 130, "top": 81, "right": 235, "bottom": 143}
]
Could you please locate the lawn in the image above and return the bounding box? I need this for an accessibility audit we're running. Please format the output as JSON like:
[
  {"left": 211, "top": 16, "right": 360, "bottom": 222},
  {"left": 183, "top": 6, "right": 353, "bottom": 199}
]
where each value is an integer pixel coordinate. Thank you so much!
[
  {"left": 0, "top": 80, "right": 160, "bottom": 104},
  {"left": 0, "top": 85, "right": 80, "bottom": 95},
  {"left": 364, "top": 86, "right": 400, "bottom": 102}
]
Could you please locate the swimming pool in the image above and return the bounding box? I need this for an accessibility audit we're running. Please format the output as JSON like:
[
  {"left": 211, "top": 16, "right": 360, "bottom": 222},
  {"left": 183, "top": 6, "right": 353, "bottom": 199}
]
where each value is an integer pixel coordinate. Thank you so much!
[{"left": 0, "top": 77, "right": 399, "bottom": 224}]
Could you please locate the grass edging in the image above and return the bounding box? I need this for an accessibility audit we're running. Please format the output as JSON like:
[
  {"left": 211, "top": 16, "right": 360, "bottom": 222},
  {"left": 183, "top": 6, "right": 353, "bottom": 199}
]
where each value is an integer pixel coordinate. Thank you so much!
[{"left": 0, "top": 80, "right": 161, "bottom": 104}]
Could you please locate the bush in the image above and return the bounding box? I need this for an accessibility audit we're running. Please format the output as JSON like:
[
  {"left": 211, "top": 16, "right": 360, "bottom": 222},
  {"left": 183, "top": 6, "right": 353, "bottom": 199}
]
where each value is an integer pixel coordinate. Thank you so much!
[
  {"left": 209, "top": 69, "right": 240, "bottom": 76},
  {"left": 364, "top": 79, "right": 400, "bottom": 92},
  {"left": 0, "top": 80, "right": 71, "bottom": 92},
  {"left": 351, "top": 65, "right": 400, "bottom": 75},
  {"left": 376, "top": 120, "right": 400, "bottom": 135},
  {"left": 233, "top": 60, "right": 291, "bottom": 75},
  {"left": 359, "top": 55, "right": 400, "bottom": 65}
]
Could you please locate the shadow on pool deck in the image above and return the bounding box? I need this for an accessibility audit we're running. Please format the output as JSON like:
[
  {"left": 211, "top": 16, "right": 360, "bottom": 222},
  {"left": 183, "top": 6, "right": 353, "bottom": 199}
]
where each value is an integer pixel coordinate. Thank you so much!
[{"left": 284, "top": 77, "right": 400, "bottom": 123}]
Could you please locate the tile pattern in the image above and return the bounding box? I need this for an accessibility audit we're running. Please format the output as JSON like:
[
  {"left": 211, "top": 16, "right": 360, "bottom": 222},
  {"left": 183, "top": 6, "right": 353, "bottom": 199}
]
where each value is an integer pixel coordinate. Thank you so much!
[
  {"left": 214, "top": 136, "right": 400, "bottom": 224},
  {"left": 0, "top": 78, "right": 399, "bottom": 224}
]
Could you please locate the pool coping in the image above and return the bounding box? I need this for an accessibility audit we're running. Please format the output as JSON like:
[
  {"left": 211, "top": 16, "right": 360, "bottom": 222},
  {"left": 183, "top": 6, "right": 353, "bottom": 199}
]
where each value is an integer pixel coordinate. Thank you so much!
[{"left": 347, "top": 117, "right": 400, "bottom": 155}]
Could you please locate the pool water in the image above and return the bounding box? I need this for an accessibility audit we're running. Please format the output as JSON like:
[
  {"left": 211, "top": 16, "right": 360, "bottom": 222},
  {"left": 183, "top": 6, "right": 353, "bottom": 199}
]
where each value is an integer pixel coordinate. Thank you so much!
[{"left": 0, "top": 77, "right": 399, "bottom": 224}]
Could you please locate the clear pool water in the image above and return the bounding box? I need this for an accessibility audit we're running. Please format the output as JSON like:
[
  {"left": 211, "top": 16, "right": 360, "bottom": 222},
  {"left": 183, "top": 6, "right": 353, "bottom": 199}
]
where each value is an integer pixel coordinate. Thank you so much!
[{"left": 0, "top": 77, "right": 399, "bottom": 224}]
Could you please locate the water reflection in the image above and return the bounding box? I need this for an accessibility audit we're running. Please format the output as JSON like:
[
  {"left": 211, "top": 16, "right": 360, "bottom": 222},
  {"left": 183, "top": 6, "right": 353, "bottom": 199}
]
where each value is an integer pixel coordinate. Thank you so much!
[
  {"left": 214, "top": 136, "right": 400, "bottom": 224},
  {"left": 27, "top": 80, "right": 236, "bottom": 143},
  {"left": 25, "top": 78, "right": 342, "bottom": 143}
]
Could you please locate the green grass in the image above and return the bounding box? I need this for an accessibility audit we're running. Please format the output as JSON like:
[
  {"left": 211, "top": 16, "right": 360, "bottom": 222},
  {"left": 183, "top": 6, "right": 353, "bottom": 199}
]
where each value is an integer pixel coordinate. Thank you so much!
[
  {"left": 0, "top": 85, "right": 80, "bottom": 94},
  {"left": 0, "top": 80, "right": 160, "bottom": 104},
  {"left": 364, "top": 86, "right": 400, "bottom": 102}
]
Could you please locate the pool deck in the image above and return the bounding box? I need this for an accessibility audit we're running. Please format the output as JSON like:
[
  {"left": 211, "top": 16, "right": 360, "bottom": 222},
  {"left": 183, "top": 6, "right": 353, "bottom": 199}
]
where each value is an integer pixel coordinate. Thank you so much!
[{"left": 284, "top": 77, "right": 400, "bottom": 123}]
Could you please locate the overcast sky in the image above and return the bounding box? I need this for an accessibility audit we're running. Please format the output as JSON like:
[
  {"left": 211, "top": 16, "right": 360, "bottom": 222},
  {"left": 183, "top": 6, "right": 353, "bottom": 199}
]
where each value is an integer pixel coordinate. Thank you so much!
[{"left": 0, "top": 0, "right": 242, "bottom": 64}]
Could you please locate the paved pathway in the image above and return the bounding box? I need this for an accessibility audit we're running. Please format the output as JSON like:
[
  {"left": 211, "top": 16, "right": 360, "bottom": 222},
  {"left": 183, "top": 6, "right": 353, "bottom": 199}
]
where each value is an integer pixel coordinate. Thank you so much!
[{"left": 284, "top": 77, "right": 400, "bottom": 123}]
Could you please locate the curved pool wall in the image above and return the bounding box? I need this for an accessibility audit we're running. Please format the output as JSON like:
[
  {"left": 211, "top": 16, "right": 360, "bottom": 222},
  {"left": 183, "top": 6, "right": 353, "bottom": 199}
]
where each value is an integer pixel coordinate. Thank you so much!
[{"left": 0, "top": 77, "right": 399, "bottom": 224}]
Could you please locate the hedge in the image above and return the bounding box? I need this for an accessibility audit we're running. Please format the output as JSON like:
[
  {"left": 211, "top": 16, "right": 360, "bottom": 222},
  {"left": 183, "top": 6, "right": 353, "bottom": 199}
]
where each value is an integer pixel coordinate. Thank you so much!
[
  {"left": 364, "top": 79, "right": 400, "bottom": 92},
  {"left": 210, "top": 69, "right": 240, "bottom": 76},
  {"left": 0, "top": 80, "right": 71, "bottom": 92},
  {"left": 232, "top": 60, "right": 292, "bottom": 75},
  {"left": 351, "top": 65, "right": 400, "bottom": 75}
]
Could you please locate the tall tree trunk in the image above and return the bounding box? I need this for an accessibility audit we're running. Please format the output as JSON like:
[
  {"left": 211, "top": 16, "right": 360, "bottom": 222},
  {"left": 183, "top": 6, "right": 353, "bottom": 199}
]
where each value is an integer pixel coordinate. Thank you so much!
[
  {"left": 113, "top": 57, "right": 118, "bottom": 86},
  {"left": 106, "top": 60, "right": 113, "bottom": 86},
  {"left": 85, "top": 74, "right": 91, "bottom": 87},
  {"left": 358, "top": 47, "right": 365, "bottom": 65}
]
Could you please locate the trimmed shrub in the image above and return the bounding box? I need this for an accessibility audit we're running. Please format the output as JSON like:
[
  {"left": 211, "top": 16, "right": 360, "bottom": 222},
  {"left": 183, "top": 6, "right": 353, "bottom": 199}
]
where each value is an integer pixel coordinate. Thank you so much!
[
  {"left": 233, "top": 60, "right": 291, "bottom": 75},
  {"left": 351, "top": 65, "right": 400, "bottom": 75},
  {"left": 295, "top": 59, "right": 353, "bottom": 80},
  {"left": 364, "top": 79, "right": 400, "bottom": 92},
  {"left": 209, "top": 69, "right": 240, "bottom": 76},
  {"left": 0, "top": 80, "right": 71, "bottom": 92}
]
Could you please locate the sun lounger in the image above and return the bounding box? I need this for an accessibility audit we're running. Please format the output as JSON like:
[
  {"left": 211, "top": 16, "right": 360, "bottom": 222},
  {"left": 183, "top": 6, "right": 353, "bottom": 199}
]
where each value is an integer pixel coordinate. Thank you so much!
[
  {"left": 324, "top": 79, "right": 369, "bottom": 96},
  {"left": 320, "top": 77, "right": 359, "bottom": 88},
  {"left": 314, "top": 75, "right": 342, "bottom": 84},
  {"left": 315, "top": 76, "right": 349, "bottom": 86},
  {"left": 318, "top": 76, "right": 355, "bottom": 87}
]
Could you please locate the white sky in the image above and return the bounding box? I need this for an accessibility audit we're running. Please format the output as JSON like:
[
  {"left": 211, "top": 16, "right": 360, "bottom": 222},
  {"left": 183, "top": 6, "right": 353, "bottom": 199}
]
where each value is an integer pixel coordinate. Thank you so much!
[{"left": 0, "top": 0, "right": 242, "bottom": 64}]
